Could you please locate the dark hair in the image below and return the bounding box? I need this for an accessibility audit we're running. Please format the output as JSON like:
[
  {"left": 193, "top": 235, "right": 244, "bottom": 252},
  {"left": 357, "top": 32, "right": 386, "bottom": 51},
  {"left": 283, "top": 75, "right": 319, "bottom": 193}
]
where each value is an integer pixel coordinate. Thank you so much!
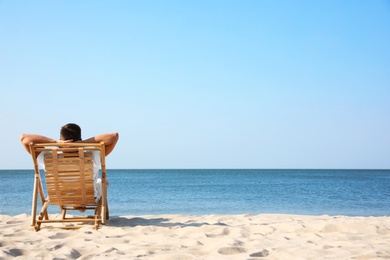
[{"left": 60, "top": 123, "right": 82, "bottom": 141}]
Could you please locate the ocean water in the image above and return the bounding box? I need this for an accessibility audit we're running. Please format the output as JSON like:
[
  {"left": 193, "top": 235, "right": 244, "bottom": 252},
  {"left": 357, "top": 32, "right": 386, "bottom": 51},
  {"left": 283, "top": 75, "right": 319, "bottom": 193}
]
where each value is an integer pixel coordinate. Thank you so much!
[{"left": 0, "top": 169, "right": 389, "bottom": 217}]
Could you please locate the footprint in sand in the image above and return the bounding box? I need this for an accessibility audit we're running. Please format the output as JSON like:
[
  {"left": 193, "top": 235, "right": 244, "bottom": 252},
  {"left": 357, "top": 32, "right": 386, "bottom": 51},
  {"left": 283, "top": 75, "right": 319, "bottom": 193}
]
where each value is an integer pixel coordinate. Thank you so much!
[
  {"left": 218, "top": 246, "right": 247, "bottom": 255},
  {"left": 48, "top": 232, "right": 74, "bottom": 240},
  {"left": 249, "top": 249, "right": 270, "bottom": 257},
  {"left": 4, "top": 248, "right": 24, "bottom": 257},
  {"left": 205, "top": 227, "right": 230, "bottom": 238}
]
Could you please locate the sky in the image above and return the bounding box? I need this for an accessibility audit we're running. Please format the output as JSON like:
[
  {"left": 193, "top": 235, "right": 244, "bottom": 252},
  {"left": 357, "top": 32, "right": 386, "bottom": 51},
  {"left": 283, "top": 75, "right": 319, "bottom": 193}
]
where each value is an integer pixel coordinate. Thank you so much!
[{"left": 0, "top": 0, "right": 389, "bottom": 169}]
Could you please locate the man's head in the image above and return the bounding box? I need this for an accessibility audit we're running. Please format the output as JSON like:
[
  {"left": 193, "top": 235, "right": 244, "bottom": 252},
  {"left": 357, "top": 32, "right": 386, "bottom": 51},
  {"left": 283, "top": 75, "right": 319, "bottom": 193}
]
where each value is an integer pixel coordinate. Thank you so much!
[{"left": 60, "top": 123, "right": 82, "bottom": 141}]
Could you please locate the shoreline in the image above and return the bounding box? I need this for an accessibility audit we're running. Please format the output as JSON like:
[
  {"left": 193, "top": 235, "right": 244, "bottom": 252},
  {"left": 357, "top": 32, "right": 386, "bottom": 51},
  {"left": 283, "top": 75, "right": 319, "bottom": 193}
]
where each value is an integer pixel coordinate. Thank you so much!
[{"left": 1, "top": 213, "right": 389, "bottom": 259}]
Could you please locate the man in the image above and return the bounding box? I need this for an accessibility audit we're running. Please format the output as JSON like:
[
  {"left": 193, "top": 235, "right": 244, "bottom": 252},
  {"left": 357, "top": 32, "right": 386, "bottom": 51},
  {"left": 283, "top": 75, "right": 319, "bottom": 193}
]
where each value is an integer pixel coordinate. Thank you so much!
[{"left": 20, "top": 123, "right": 119, "bottom": 202}]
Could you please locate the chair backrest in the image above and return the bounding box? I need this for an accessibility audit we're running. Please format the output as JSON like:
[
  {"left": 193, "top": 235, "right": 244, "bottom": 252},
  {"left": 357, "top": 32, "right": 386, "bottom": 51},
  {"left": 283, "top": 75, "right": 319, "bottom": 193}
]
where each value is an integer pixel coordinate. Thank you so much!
[
  {"left": 43, "top": 148, "right": 96, "bottom": 206},
  {"left": 30, "top": 143, "right": 106, "bottom": 208}
]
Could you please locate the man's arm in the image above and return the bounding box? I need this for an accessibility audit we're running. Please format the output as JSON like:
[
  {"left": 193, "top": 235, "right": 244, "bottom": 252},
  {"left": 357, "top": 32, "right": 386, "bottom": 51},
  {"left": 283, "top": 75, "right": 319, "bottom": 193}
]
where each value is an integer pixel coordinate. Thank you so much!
[
  {"left": 20, "top": 134, "right": 58, "bottom": 154},
  {"left": 81, "top": 132, "right": 119, "bottom": 156},
  {"left": 21, "top": 132, "right": 119, "bottom": 156}
]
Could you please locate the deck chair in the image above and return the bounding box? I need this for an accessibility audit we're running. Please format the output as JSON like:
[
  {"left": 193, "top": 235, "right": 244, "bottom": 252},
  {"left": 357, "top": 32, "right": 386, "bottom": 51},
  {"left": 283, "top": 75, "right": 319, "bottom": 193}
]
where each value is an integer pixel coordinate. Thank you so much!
[{"left": 29, "top": 142, "right": 108, "bottom": 231}]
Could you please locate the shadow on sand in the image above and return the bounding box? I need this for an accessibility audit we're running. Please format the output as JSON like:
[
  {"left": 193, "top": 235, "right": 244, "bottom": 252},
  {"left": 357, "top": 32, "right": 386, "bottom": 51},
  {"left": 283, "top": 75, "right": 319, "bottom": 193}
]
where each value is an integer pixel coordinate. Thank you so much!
[{"left": 106, "top": 216, "right": 228, "bottom": 228}]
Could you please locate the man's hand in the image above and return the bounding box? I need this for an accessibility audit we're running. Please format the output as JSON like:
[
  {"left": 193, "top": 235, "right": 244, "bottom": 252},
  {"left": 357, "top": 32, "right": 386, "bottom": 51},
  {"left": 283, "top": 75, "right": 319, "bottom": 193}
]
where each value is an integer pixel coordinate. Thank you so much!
[{"left": 56, "top": 139, "right": 73, "bottom": 143}]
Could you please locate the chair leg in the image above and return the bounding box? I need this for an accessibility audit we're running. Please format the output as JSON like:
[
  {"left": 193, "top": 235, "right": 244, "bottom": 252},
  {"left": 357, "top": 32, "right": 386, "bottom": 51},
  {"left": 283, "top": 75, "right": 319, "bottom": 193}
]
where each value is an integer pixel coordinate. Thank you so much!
[
  {"left": 94, "top": 199, "right": 102, "bottom": 230},
  {"left": 94, "top": 200, "right": 101, "bottom": 217},
  {"left": 61, "top": 208, "right": 67, "bottom": 219},
  {"left": 102, "top": 209, "right": 107, "bottom": 224},
  {"left": 34, "top": 222, "right": 41, "bottom": 232},
  {"left": 94, "top": 217, "right": 99, "bottom": 230},
  {"left": 31, "top": 174, "right": 39, "bottom": 226},
  {"left": 34, "top": 200, "right": 49, "bottom": 232},
  {"left": 38, "top": 180, "right": 49, "bottom": 220},
  {"left": 38, "top": 200, "right": 50, "bottom": 221}
]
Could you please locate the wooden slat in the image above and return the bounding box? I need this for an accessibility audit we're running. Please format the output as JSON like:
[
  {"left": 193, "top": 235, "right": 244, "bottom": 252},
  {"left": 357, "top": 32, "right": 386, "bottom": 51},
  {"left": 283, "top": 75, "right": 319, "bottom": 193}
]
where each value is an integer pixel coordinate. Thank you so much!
[{"left": 43, "top": 148, "right": 97, "bottom": 207}]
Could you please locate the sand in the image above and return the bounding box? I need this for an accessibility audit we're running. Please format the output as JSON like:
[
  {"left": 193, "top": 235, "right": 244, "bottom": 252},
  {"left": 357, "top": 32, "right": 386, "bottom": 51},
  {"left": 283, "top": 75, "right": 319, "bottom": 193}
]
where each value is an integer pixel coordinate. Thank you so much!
[{"left": 0, "top": 213, "right": 389, "bottom": 259}]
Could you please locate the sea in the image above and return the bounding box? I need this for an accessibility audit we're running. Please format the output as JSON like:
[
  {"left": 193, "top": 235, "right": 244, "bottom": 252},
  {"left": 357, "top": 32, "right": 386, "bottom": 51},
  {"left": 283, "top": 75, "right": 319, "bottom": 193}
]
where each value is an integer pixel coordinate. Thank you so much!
[{"left": 1, "top": 169, "right": 389, "bottom": 217}]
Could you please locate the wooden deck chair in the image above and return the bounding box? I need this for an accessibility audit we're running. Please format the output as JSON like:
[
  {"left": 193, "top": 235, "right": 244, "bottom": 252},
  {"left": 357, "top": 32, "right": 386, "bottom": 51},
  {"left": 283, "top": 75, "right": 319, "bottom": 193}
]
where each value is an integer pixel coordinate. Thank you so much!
[{"left": 29, "top": 142, "right": 108, "bottom": 231}]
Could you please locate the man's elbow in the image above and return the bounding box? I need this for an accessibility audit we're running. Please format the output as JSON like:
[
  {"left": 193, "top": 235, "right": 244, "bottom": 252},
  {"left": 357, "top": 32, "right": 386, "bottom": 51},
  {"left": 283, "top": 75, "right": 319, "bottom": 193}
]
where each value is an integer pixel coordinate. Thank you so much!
[
  {"left": 107, "top": 132, "right": 118, "bottom": 142},
  {"left": 113, "top": 132, "right": 119, "bottom": 141},
  {"left": 20, "top": 134, "right": 32, "bottom": 154},
  {"left": 20, "top": 134, "right": 28, "bottom": 144}
]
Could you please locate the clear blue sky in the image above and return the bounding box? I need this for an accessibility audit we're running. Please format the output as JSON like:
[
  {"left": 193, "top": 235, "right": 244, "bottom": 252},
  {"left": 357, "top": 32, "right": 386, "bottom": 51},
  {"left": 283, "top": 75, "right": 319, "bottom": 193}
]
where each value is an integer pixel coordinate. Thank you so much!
[{"left": 1, "top": 1, "right": 389, "bottom": 169}]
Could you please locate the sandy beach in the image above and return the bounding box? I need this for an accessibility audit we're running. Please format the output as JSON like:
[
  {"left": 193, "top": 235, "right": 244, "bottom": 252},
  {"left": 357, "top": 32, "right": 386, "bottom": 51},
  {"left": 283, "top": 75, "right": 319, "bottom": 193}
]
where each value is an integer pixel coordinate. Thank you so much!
[{"left": 1, "top": 214, "right": 389, "bottom": 259}]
